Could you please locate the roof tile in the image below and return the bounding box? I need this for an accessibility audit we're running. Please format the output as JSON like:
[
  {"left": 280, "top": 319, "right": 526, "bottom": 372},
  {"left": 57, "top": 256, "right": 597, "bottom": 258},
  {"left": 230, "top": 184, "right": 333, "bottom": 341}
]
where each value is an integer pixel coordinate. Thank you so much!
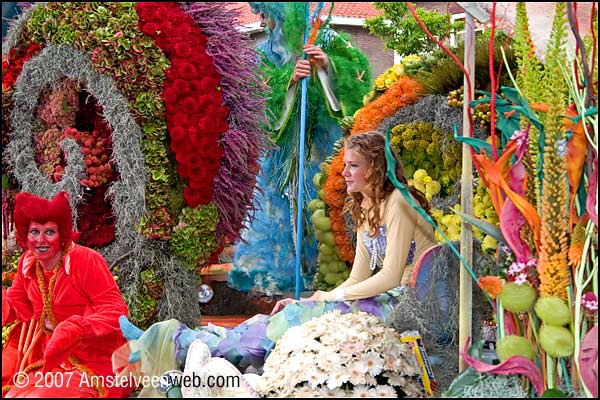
[{"left": 227, "top": 2, "right": 383, "bottom": 26}]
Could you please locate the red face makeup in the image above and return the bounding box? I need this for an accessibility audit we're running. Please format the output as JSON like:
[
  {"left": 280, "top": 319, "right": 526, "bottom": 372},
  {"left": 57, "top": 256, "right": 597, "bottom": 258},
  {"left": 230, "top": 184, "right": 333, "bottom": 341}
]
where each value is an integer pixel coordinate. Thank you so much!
[{"left": 27, "top": 221, "right": 62, "bottom": 269}]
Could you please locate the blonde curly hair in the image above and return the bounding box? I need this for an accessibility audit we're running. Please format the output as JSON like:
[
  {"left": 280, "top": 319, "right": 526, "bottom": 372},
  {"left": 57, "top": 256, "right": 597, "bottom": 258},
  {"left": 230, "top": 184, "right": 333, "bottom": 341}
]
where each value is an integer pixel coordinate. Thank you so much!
[{"left": 343, "top": 131, "right": 430, "bottom": 237}]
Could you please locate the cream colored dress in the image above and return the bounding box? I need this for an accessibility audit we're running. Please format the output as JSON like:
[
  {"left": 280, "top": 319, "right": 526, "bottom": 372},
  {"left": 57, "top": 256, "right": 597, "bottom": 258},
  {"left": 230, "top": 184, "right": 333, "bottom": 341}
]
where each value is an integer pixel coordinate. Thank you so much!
[{"left": 324, "top": 189, "right": 437, "bottom": 301}]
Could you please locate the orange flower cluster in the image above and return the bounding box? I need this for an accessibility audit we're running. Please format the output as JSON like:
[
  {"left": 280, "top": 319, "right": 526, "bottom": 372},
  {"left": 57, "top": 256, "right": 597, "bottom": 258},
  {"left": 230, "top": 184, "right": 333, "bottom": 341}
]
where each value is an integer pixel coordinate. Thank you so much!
[
  {"left": 322, "top": 148, "right": 355, "bottom": 262},
  {"left": 351, "top": 76, "right": 423, "bottom": 134},
  {"left": 568, "top": 215, "right": 588, "bottom": 269},
  {"left": 537, "top": 256, "right": 570, "bottom": 301},
  {"left": 478, "top": 275, "right": 503, "bottom": 299}
]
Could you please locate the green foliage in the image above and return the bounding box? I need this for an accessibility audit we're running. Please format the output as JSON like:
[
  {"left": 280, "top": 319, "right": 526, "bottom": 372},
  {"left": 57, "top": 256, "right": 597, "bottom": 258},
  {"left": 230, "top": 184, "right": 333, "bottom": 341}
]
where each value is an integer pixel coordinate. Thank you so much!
[
  {"left": 171, "top": 204, "right": 220, "bottom": 269},
  {"left": 366, "top": 3, "right": 462, "bottom": 57},
  {"left": 415, "top": 35, "right": 517, "bottom": 95},
  {"left": 122, "top": 268, "right": 163, "bottom": 329}
]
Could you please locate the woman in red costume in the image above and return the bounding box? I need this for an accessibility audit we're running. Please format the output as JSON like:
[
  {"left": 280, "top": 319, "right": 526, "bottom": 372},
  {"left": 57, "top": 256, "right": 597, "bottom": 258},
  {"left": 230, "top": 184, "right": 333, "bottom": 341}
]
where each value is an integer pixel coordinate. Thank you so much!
[{"left": 2, "top": 192, "right": 132, "bottom": 398}]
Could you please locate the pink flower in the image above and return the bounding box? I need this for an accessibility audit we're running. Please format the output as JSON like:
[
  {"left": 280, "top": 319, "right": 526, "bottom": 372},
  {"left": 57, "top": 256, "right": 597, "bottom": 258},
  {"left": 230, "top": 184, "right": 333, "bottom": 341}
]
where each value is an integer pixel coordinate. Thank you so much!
[
  {"left": 582, "top": 292, "right": 598, "bottom": 316},
  {"left": 526, "top": 258, "right": 538, "bottom": 267},
  {"left": 508, "top": 261, "right": 526, "bottom": 276},
  {"left": 514, "top": 273, "right": 528, "bottom": 285}
]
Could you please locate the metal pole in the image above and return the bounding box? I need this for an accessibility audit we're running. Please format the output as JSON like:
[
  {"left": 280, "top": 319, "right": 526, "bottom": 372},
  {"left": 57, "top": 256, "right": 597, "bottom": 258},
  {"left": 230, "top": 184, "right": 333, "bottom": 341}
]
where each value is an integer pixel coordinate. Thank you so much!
[{"left": 459, "top": 11, "right": 475, "bottom": 372}]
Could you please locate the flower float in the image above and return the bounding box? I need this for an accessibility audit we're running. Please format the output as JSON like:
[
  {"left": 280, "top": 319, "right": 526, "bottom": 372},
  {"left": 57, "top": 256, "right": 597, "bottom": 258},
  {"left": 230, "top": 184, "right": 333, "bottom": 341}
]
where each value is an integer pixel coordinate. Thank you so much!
[{"left": 2, "top": 2, "right": 267, "bottom": 327}]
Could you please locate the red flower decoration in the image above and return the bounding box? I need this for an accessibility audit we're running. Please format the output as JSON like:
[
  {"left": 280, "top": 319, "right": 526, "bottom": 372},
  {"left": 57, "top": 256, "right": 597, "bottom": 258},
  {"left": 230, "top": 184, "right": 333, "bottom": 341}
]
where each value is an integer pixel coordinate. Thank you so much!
[
  {"left": 169, "top": 126, "right": 186, "bottom": 142},
  {"left": 136, "top": 1, "right": 228, "bottom": 207},
  {"left": 174, "top": 42, "right": 192, "bottom": 58},
  {"left": 141, "top": 22, "right": 159, "bottom": 36},
  {"left": 199, "top": 76, "right": 217, "bottom": 92},
  {"left": 163, "top": 87, "right": 179, "bottom": 103},
  {"left": 181, "top": 97, "right": 198, "bottom": 114},
  {"left": 183, "top": 187, "right": 203, "bottom": 207},
  {"left": 178, "top": 62, "right": 198, "bottom": 81},
  {"left": 173, "top": 79, "right": 191, "bottom": 96}
]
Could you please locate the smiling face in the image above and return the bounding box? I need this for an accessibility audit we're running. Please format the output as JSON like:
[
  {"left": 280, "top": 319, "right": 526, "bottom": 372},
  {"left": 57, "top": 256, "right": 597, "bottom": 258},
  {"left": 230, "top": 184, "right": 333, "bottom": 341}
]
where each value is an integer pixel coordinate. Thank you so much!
[
  {"left": 342, "top": 148, "right": 370, "bottom": 196},
  {"left": 27, "top": 221, "right": 62, "bottom": 269}
]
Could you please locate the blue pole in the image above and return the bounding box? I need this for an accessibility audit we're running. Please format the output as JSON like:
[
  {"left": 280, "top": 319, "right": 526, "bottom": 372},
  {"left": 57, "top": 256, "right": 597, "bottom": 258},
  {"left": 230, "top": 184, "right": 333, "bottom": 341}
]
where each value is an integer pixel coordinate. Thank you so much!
[{"left": 295, "top": 2, "right": 310, "bottom": 300}]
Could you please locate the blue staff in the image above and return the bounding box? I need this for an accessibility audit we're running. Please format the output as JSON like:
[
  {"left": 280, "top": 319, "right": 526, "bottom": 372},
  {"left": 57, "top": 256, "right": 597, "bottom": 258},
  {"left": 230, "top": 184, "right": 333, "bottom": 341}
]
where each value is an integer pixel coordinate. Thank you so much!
[{"left": 295, "top": 2, "right": 324, "bottom": 299}]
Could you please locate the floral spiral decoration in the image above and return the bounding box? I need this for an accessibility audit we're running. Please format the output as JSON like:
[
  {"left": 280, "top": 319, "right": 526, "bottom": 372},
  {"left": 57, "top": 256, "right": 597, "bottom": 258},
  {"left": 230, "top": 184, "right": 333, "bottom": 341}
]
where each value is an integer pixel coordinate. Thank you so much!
[{"left": 2, "top": 2, "right": 268, "bottom": 327}]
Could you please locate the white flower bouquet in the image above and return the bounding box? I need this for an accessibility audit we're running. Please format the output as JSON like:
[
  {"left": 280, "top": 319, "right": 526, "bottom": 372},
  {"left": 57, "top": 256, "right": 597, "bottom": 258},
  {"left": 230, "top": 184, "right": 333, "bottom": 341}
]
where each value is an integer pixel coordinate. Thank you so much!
[{"left": 257, "top": 310, "right": 424, "bottom": 397}]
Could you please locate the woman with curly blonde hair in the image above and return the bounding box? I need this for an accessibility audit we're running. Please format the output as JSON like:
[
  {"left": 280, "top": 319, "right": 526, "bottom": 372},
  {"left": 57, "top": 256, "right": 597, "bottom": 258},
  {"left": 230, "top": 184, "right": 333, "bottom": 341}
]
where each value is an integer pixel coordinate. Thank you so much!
[{"left": 272, "top": 130, "right": 437, "bottom": 308}]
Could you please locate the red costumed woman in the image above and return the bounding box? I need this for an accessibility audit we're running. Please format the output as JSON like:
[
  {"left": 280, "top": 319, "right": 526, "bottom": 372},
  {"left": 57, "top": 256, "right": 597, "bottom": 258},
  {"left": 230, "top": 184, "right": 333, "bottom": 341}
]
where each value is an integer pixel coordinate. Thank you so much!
[{"left": 2, "top": 192, "right": 132, "bottom": 397}]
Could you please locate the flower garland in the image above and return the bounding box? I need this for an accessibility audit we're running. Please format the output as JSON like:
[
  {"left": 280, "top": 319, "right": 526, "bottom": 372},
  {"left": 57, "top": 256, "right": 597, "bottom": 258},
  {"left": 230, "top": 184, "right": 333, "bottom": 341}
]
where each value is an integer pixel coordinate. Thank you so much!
[
  {"left": 351, "top": 76, "right": 423, "bottom": 135},
  {"left": 35, "top": 261, "right": 60, "bottom": 334},
  {"left": 182, "top": 2, "right": 268, "bottom": 244},
  {"left": 136, "top": 2, "right": 228, "bottom": 208},
  {"left": 322, "top": 149, "right": 354, "bottom": 263}
]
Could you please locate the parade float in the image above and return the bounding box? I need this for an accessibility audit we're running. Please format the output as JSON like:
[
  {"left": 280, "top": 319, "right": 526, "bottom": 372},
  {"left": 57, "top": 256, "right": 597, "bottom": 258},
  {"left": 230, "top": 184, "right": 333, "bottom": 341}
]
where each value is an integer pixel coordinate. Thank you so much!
[{"left": 2, "top": 1, "right": 598, "bottom": 398}]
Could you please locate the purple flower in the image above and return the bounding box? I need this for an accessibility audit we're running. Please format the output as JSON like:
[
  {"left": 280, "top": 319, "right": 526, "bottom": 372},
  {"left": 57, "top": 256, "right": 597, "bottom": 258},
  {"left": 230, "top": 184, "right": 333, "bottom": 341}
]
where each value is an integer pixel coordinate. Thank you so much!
[{"left": 356, "top": 298, "right": 383, "bottom": 317}]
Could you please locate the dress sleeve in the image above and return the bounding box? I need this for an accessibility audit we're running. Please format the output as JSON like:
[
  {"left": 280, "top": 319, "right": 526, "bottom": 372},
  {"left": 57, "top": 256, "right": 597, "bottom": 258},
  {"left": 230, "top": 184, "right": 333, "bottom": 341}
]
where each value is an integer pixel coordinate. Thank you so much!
[
  {"left": 339, "top": 193, "right": 417, "bottom": 301},
  {"left": 69, "top": 247, "right": 129, "bottom": 340},
  {"left": 333, "top": 225, "right": 372, "bottom": 291}
]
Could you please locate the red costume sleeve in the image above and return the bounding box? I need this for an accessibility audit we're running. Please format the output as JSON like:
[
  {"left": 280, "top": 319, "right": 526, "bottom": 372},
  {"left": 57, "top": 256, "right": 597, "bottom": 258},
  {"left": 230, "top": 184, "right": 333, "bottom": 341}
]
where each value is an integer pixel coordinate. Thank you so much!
[
  {"left": 43, "top": 245, "right": 129, "bottom": 372},
  {"left": 67, "top": 246, "right": 129, "bottom": 341}
]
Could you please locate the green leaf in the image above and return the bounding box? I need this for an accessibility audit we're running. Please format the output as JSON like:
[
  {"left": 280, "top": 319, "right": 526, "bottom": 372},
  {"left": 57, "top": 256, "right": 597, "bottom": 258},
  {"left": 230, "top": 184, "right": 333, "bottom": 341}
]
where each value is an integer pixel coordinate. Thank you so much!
[
  {"left": 2, "top": 175, "right": 14, "bottom": 190},
  {"left": 453, "top": 209, "right": 507, "bottom": 245},
  {"left": 542, "top": 389, "right": 567, "bottom": 398},
  {"left": 453, "top": 130, "right": 496, "bottom": 158}
]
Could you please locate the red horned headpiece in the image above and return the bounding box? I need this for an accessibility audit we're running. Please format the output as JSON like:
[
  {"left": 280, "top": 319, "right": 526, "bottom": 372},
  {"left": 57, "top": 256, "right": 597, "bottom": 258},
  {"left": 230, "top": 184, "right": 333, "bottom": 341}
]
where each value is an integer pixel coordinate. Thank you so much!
[{"left": 14, "top": 191, "right": 78, "bottom": 250}]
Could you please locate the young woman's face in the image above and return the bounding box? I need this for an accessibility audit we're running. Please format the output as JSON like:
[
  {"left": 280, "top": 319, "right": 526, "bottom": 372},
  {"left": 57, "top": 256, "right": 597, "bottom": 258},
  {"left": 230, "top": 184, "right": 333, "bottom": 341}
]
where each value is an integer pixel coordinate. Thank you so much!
[
  {"left": 342, "top": 148, "right": 369, "bottom": 196},
  {"left": 27, "top": 221, "right": 61, "bottom": 267}
]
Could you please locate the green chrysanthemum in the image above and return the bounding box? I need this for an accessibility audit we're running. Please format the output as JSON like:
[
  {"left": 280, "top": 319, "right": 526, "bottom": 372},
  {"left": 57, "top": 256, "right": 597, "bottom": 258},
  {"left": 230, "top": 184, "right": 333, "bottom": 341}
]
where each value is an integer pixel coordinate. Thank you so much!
[
  {"left": 534, "top": 296, "right": 571, "bottom": 326},
  {"left": 498, "top": 282, "right": 538, "bottom": 313},
  {"left": 496, "top": 335, "right": 536, "bottom": 361}
]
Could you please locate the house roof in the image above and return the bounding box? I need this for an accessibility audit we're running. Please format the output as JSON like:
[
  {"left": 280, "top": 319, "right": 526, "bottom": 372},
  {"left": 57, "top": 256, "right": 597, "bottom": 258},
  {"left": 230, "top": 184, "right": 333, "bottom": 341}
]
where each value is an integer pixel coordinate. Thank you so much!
[{"left": 227, "top": 2, "right": 383, "bottom": 27}]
